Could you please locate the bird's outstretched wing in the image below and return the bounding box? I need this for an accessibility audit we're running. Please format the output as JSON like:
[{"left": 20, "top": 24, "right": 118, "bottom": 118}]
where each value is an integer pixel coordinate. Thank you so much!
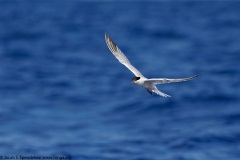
[
  {"left": 145, "top": 73, "right": 202, "bottom": 84},
  {"left": 105, "top": 33, "right": 145, "bottom": 78}
]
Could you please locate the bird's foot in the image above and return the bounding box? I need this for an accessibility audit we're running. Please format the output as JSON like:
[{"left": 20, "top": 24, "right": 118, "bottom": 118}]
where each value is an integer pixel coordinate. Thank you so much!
[{"left": 147, "top": 89, "right": 152, "bottom": 95}]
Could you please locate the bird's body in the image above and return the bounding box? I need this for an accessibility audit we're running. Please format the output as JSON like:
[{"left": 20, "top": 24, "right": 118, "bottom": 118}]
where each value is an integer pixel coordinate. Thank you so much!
[
  {"left": 134, "top": 78, "right": 153, "bottom": 90},
  {"left": 105, "top": 33, "right": 201, "bottom": 97}
]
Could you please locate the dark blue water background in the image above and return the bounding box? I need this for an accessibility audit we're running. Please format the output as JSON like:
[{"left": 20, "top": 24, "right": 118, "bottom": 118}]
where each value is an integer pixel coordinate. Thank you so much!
[{"left": 0, "top": 1, "right": 240, "bottom": 160}]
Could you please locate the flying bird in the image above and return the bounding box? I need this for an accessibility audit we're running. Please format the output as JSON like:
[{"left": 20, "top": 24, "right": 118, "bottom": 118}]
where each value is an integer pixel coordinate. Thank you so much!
[{"left": 105, "top": 33, "right": 201, "bottom": 97}]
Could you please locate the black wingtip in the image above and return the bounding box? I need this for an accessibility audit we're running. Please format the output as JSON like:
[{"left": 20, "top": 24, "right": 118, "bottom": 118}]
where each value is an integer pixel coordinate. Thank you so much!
[
  {"left": 190, "top": 72, "right": 203, "bottom": 80},
  {"left": 196, "top": 72, "right": 204, "bottom": 77}
]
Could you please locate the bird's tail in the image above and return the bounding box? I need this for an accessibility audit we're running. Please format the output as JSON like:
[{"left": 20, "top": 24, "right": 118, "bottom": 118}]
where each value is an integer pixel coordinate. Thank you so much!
[{"left": 152, "top": 87, "right": 171, "bottom": 97}]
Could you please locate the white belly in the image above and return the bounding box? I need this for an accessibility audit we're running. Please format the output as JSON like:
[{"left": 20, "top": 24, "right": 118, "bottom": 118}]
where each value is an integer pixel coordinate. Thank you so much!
[{"left": 135, "top": 79, "right": 154, "bottom": 89}]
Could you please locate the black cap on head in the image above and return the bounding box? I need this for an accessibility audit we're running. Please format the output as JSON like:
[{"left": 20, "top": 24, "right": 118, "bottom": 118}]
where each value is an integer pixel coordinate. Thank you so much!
[{"left": 132, "top": 77, "right": 140, "bottom": 81}]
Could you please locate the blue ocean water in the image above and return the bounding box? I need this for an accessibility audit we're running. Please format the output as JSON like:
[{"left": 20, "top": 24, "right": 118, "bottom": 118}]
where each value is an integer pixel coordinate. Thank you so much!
[{"left": 0, "top": 1, "right": 240, "bottom": 160}]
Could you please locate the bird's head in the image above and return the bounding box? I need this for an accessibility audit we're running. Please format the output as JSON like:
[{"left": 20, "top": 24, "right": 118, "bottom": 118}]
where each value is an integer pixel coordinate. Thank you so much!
[{"left": 131, "top": 77, "right": 140, "bottom": 84}]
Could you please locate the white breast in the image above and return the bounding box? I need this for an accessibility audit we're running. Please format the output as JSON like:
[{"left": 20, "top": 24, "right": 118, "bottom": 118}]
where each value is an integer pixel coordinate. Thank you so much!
[{"left": 135, "top": 79, "right": 153, "bottom": 89}]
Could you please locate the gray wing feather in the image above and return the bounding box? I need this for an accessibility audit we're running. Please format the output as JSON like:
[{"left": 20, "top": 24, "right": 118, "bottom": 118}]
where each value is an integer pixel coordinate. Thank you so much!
[
  {"left": 146, "top": 73, "right": 202, "bottom": 84},
  {"left": 105, "top": 33, "right": 144, "bottom": 78}
]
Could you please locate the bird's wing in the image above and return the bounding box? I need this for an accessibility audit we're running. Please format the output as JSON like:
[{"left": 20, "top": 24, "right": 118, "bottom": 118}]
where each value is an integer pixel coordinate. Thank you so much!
[
  {"left": 145, "top": 73, "right": 202, "bottom": 84},
  {"left": 152, "top": 87, "right": 171, "bottom": 97},
  {"left": 105, "top": 33, "right": 145, "bottom": 78}
]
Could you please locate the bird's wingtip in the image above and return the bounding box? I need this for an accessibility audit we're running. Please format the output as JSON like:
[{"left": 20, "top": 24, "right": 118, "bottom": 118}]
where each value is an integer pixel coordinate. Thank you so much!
[
  {"left": 105, "top": 33, "right": 112, "bottom": 42},
  {"left": 104, "top": 33, "right": 109, "bottom": 38},
  {"left": 196, "top": 72, "right": 204, "bottom": 77}
]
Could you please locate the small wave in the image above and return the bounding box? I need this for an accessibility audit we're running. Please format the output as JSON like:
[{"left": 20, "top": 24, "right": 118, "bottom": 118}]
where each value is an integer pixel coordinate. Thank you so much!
[{"left": 223, "top": 113, "right": 240, "bottom": 125}]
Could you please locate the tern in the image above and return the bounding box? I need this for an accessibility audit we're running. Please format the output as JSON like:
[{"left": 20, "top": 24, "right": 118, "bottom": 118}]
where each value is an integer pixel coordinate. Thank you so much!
[{"left": 105, "top": 33, "right": 201, "bottom": 97}]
